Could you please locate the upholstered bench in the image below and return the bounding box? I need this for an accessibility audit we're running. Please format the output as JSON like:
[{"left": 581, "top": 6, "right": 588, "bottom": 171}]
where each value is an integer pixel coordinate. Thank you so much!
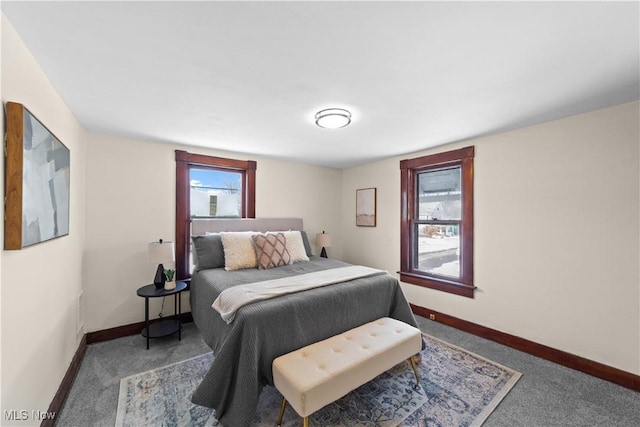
[{"left": 272, "top": 317, "right": 422, "bottom": 427}]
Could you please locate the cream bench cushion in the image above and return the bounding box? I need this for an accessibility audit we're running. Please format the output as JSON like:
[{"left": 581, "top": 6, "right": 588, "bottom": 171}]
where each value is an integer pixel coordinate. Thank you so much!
[{"left": 272, "top": 317, "right": 422, "bottom": 420}]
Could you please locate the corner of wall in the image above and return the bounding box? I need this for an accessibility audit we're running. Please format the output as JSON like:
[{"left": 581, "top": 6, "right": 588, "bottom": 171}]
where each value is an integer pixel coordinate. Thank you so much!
[{"left": 1, "top": 12, "right": 88, "bottom": 421}]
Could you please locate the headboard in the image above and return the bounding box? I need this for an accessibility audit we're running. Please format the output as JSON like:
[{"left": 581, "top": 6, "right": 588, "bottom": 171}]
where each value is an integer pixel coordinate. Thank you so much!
[
  {"left": 191, "top": 217, "right": 303, "bottom": 236},
  {"left": 178, "top": 218, "right": 304, "bottom": 279}
]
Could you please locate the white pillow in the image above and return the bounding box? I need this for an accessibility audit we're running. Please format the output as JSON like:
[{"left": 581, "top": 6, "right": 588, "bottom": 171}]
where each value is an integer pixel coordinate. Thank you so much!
[
  {"left": 220, "top": 231, "right": 257, "bottom": 271},
  {"left": 273, "top": 230, "right": 309, "bottom": 263}
]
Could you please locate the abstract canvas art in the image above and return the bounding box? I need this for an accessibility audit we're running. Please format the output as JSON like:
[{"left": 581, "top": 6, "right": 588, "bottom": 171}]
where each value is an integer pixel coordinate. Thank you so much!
[{"left": 4, "top": 102, "right": 70, "bottom": 249}]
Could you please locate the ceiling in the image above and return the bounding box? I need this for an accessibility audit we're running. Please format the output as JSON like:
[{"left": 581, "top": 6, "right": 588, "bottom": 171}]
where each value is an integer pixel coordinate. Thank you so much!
[{"left": 2, "top": 1, "right": 638, "bottom": 168}]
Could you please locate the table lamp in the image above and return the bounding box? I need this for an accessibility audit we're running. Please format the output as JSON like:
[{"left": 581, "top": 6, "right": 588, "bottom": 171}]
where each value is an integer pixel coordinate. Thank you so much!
[
  {"left": 148, "top": 239, "right": 175, "bottom": 289},
  {"left": 316, "top": 231, "right": 331, "bottom": 258}
]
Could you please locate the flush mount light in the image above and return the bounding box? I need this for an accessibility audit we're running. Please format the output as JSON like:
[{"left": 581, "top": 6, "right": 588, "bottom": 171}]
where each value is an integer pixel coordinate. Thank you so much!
[{"left": 315, "top": 108, "right": 351, "bottom": 129}]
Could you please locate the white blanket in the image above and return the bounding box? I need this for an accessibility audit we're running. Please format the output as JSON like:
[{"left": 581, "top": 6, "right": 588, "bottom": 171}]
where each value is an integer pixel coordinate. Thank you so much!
[{"left": 212, "top": 265, "right": 387, "bottom": 323}]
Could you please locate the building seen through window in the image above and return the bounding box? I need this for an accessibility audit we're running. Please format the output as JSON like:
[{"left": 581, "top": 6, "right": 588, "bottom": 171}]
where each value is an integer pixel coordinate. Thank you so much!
[{"left": 190, "top": 168, "right": 242, "bottom": 218}]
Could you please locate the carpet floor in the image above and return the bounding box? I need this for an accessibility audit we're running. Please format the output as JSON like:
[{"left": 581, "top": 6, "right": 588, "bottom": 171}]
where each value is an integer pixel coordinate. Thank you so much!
[
  {"left": 114, "top": 334, "right": 520, "bottom": 426},
  {"left": 57, "top": 317, "right": 640, "bottom": 426}
]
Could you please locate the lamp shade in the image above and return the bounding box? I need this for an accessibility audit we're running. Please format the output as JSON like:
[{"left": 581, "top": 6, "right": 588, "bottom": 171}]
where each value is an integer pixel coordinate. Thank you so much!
[
  {"left": 316, "top": 232, "right": 331, "bottom": 248},
  {"left": 148, "top": 240, "right": 175, "bottom": 264}
]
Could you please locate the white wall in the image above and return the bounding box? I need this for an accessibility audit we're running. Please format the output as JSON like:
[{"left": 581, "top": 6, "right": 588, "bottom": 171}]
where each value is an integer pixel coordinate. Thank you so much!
[
  {"left": 255, "top": 157, "right": 343, "bottom": 260},
  {"left": 0, "top": 13, "right": 5, "bottom": 417},
  {"left": 83, "top": 134, "right": 343, "bottom": 332},
  {"left": 342, "top": 101, "right": 640, "bottom": 375},
  {"left": 1, "top": 13, "right": 87, "bottom": 423}
]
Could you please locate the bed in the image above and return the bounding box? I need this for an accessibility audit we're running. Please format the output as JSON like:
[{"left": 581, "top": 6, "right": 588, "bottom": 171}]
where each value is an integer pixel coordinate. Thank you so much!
[{"left": 188, "top": 218, "right": 419, "bottom": 426}]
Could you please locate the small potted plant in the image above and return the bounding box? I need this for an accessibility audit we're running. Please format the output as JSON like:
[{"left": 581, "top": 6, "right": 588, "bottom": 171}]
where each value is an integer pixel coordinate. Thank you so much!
[{"left": 164, "top": 269, "right": 176, "bottom": 290}]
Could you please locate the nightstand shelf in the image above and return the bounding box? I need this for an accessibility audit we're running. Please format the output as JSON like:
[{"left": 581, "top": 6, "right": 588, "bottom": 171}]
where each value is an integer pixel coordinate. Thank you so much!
[
  {"left": 141, "top": 319, "right": 181, "bottom": 339},
  {"left": 136, "top": 281, "right": 187, "bottom": 349}
]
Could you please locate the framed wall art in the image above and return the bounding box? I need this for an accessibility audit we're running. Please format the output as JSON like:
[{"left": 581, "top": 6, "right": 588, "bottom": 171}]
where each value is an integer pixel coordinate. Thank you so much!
[
  {"left": 5, "top": 102, "right": 70, "bottom": 250},
  {"left": 356, "top": 187, "right": 376, "bottom": 227}
]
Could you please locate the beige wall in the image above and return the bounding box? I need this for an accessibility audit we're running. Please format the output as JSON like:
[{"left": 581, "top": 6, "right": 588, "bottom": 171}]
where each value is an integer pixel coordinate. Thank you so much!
[
  {"left": 1, "top": 14, "right": 88, "bottom": 422},
  {"left": 342, "top": 101, "right": 640, "bottom": 375},
  {"left": 2, "top": 8, "right": 639, "bottom": 418},
  {"left": 83, "top": 134, "right": 343, "bottom": 332}
]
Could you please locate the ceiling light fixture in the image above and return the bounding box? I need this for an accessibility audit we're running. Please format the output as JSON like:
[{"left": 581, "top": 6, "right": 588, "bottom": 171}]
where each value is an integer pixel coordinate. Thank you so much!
[{"left": 315, "top": 108, "right": 351, "bottom": 129}]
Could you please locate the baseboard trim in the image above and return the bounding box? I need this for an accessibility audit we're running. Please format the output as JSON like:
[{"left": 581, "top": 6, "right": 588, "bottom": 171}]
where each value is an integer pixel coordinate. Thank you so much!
[
  {"left": 41, "top": 334, "right": 87, "bottom": 427},
  {"left": 44, "top": 313, "right": 194, "bottom": 425},
  {"left": 85, "top": 321, "right": 145, "bottom": 344},
  {"left": 86, "top": 312, "right": 194, "bottom": 344},
  {"left": 410, "top": 304, "right": 639, "bottom": 392},
  {"left": 45, "top": 307, "right": 638, "bottom": 426}
]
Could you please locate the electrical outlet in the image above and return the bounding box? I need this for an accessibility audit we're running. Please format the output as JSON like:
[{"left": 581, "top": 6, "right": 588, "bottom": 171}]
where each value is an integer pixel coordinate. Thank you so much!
[{"left": 429, "top": 314, "right": 436, "bottom": 321}]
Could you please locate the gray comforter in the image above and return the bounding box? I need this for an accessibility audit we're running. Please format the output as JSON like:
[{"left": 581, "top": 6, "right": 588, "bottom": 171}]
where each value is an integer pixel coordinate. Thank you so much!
[{"left": 189, "top": 256, "right": 419, "bottom": 426}]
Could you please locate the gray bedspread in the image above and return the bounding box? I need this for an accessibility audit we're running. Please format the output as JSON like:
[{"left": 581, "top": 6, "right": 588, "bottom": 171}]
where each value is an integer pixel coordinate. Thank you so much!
[{"left": 189, "top": 256, "right": 418, "bottom": 427}]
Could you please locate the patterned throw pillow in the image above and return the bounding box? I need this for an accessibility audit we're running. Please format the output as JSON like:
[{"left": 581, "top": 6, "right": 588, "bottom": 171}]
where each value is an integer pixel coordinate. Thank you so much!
[
  {"left": 252, "top": 233, "right": 291, "bottom": 270},
  {"left": 267, "top": 230, "right": 310, "bottom": 263}
]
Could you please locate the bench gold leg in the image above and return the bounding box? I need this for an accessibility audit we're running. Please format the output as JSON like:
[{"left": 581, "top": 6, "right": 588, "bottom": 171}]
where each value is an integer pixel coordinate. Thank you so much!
[
  {"left": 303, "top": 416, "right": 309, "bottom": 427},
  {"left": 408, "top": 356, "right": 420, "bottom": 386},
  {"left": 277, "top": 397, "right": 287, "bottom": 426}
]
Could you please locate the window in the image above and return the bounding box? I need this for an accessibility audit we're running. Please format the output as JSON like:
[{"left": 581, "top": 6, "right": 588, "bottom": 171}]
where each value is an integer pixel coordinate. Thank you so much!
[
  {"left": 190, "top": 168, "right": 243, "bottom": 218},
  {"left": 400, "top": 146, "right": 474, "bottom": 297},
  {"left": 175, "top": 150, "right": 256, "bottom": 279}
]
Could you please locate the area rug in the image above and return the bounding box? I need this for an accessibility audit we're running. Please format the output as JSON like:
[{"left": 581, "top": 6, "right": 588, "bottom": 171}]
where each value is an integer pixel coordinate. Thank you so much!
[{"left": 115, "top": 334, "right": 521, "bottom": 427}]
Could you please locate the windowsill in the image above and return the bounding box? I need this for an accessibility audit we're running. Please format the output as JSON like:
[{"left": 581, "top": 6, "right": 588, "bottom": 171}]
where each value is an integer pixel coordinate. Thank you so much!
[{"left": 399, "top": 271, "right": 475, "bottom": 298}]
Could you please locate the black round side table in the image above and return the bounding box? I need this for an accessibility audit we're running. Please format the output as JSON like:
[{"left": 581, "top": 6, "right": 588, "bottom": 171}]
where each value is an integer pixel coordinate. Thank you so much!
[{"left": 136, "top": 281, "right": 187, "bottom": 349}]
